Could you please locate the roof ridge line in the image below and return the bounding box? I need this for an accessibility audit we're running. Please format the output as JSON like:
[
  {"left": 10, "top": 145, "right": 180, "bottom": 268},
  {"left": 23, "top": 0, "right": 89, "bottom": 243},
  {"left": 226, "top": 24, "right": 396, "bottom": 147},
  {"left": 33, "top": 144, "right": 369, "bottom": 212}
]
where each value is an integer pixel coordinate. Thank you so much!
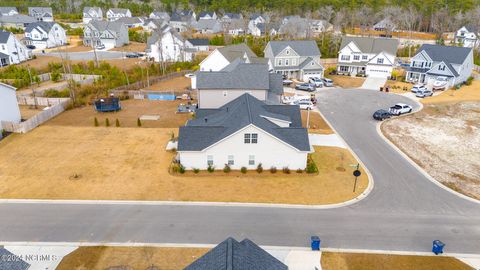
[{"left": 245, "top": 94, "right": 253, "bottom": 123}]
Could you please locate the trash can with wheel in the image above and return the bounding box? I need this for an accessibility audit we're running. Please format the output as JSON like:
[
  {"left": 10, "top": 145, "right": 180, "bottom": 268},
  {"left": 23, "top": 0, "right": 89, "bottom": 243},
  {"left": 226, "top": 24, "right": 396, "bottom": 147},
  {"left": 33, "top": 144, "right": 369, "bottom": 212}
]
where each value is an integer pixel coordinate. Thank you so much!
[{"left": 432, "top": 240, "right": 445, "bottom": 255}]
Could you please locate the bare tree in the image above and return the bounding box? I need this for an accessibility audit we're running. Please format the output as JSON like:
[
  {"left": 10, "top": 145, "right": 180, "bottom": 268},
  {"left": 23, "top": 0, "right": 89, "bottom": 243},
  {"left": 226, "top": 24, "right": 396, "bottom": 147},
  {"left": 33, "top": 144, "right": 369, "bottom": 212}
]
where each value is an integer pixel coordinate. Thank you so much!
[
  {"left": 380, "top": 6, "right": 403, "bottom": 37},
  {"left": 356, "top": 7, "right": 376, "bottom": 36},
  {"left": 431, "top": 7, "right": 452, "bottom": 43},
  {"left": 317, "top": 6, "right": 335, "bottom": 23},
  {"left": 333, "top": 8, "right": 348, "bottom": 34},
  {"left": 399, "top": 5, "right": 420, "bottom": 57}
]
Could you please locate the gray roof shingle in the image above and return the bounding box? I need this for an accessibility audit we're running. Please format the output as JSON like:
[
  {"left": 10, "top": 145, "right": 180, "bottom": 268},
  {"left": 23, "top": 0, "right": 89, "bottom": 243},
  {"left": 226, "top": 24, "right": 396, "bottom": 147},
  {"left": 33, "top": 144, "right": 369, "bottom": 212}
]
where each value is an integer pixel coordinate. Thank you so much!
[
  {"left": 187, "top": 38, "right": 209, "bottom": 46},
  {"left": 25, "top": 21, "right": 56, "bottom": 33},
  {"left": 0, "top": 14, "right": 36, "bottom": 24},
  {"left": 0, "top": 7, "right": 18, "bottom": 15},
  {"left": 340, "top": 36, "right": 399, "bottom": 55},
  {"left": 418, "top": 44, "right": 472, "bottom": 65},
  {"left": 268, "top": 40, "right": 320, "bottom": 56},
  {"left": 184, "top": 238, "right": 288, "bottom": 270},
  {"left": 178, "top": 93, "right": 309, "bottom": 151},
  {"left": 196, "top": 62, "right": 270, "bottom": 90},
  {"left": 0, "top": 30, "right": 12, "bottom": 43},
  {"left": 217, "top": 43, "right": 257, "bottom": 62},
  {"left": 0, "top": 248, "right": 30, "bottom": 270}
]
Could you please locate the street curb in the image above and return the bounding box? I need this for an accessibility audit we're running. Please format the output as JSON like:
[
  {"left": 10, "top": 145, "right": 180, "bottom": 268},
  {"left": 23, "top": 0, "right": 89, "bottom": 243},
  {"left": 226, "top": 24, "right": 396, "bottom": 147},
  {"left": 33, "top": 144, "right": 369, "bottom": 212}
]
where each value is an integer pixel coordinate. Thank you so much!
[{"left": 377, "top": 97, "right": 480, "bottom": 205}]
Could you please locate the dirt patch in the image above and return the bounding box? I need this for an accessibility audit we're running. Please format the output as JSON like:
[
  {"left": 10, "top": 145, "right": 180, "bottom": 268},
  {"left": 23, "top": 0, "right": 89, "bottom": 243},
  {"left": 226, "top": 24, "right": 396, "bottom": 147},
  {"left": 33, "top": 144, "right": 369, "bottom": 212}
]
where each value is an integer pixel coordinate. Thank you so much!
[
  {"left": 326, "top": 75, "right": 365, "bottom": 88},
  {"left": 0, "top": 126, "right": 368, "bottom": 204},
  {"left": 382, "top": 102, "right": 480, "bottom": 199},
  {"left": 109, "top": 42, "right": 147, "bottom": 52},
  {"left": 46, "top": 99, "right": 193, "bottom": 128},
  {"left": 144, "top": 76, "right": 191, "bottom": 91},
  {"left": 57, "top": 246, "right": 209, "bottom": 270},
  {"left": 384, "top": 80, "right": 412, "bottom": 94},
  {"left": 16, "top": 56, "right": 63, "bottom": 72},
  {"left": 421, "top": 80, "right": 480, "bottom": 104},
  {"left": 302, "top": 110, "right": 333, "bottom": 134},
  {"left": 18, "top": 105, "right": 45, "bottom": 119},
  {"left": 321, "top": 252, "right": 473, "bottom": 270}
]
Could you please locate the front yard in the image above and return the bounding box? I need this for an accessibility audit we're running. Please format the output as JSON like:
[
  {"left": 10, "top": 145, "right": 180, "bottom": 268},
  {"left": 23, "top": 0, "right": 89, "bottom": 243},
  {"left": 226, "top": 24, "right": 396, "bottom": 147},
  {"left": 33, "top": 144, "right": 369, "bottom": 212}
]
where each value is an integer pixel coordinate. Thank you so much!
[{"left": 326, "top": 75, "right": 365, "bottom": 88}]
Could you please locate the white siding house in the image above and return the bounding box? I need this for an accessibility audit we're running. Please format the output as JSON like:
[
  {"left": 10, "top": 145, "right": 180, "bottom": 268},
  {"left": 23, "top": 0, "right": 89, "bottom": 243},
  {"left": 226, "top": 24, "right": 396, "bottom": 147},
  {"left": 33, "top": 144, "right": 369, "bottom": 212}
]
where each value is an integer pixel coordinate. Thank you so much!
[
  {"left": 0, "top": 7, "right": 18, "bottom": 16},
  {"left": 106, "top": 8, "right": 132, "bottom": 21},
  {"left": 146, "top": 26, "right": 192, "bottom": 62},
  {"left": 0, "top": 83, "right": 21, "bottom": 133},
  {"left": 199, "top": 43, "right": 260, "bottom": 72},
  {"left": 83, "top": 20, "right": 129, "bottom": 49},
  {"left": 455, "top": 26, "right": 478, "bottom": 48},
  {"left": 83, "top": 7, "right": 103, "bottom": 24},
  {"left": 0, "top": 30, "right": 30, "bottom": 66},
  {"left": 28, "top": 7, "right": 53, "bottom": 22},
  {"left": 24, "top": 22, "right": 67, "bottom": 49}
]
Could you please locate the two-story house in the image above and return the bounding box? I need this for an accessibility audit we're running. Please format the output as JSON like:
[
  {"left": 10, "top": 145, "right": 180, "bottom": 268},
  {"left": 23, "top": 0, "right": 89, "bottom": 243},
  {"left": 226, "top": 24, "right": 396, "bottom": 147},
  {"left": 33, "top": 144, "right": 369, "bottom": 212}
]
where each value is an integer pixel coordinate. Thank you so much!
[
  {"left": 405, "top": 44, "right": 473, "bottom": 88},
  {"left": 199, "top": 43, "right": 267, "bottom": 72},
  {"left": 264, "top": 40, "right": 324, "bottom": 81},
  {"left": 23, "top": 21, "right": 67, "bottom": 49},
  {"left": 169, "top": 11, "right": 196, "bottom": 33},
  {"left": 192, "top": 19, "right": 222, "bottom": 34},
  {"left": 0, "top": 14, "right": 37, "bottom": 30},
  {"left": 28, "top": 7, "right": 53, "bottom": 22},
  {"left": 149, "top": 10, "right": 170, "bottom": 21},
  {"left": 455, "top": 26, "right": 478, "bottom": 48},
  {"left": 83, "top": 20, "right": 129, "bottom": 49},
  {"left": 0, "top": 7, "right": 18, "bottom": 16},
  {"left": 221, "top": 13, "right": 243, "bottom": 23},
  {"left": 146, "top": 25, "right": 192, "bottom": 62},
  {"left": 337, "top": 36, "right": 399, "bottom": 78},
  {"left": 198, "top": 11, "right": 217, "bottom": 20},
  {"left": 0, "top": 30, "right": 30, "bottom": 66},
  {"left": 106, "top": 8, "right": 132, "bottom": 21},
  {"left": 177, "top": 93, "right": 310, "bottom": 171},
  {"left": 83, "top": 7, "right": 103, "bottom": 24}
]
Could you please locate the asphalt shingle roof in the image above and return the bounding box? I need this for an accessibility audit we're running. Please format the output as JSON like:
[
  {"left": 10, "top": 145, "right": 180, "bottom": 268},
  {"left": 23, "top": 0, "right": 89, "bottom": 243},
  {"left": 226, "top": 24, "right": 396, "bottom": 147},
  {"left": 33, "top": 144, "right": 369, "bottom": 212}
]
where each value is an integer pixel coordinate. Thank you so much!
[
  {"left": 196, "top": 62, "right": 270, "bottom": 90},
  {"left": 0, "top": 14, "right": 36, "bottom": 24},
  {"left": 217, "top": 43, "right": 257, "bottom": 62},
  {"left": 268, "top": 40, "right": 320, "bottom": 57},
  {"left": 28, "top": 7, "right": 52, "bottom": 16},
  {"left": 187, "top": 38, "right": 209, "bottom": 46},
  {"left": 418, "top": 44, "right": 472, "bottom": 65},
  {"left": 25, "top": 21, "right": 56, "bottom": 33},
  {"left": 0, "top": 248, "right": 30, "bottom": 270},
  {"left": 0, "top": 30, "right": 11, "bottom": 43},
  {"left": 108, "top": 8, "right": 130, "bottom": 15},
  {"left": 178, "top": 94, "right": 309, "bottom": 151},
  {"left": 340, "top": 36, "right": 399, "bottom": 55},
  {"left": 89, "top": 20, "right": 125, "bottom": 35},
  {"left": 0, "top": 7, "right": 17, "bottom": 14}
]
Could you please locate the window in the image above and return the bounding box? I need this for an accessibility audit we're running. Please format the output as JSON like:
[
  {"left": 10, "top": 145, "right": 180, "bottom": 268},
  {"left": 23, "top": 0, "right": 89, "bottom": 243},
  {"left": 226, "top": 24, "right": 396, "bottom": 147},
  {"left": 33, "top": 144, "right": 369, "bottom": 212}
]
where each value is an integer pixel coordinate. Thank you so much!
[
  {"left": 1, "top": 45, "right": 4, "bottom": 50},
  {"left": 285, "top": 59, "right": 289, "bottom": 66},
  {"left": 244, "top": 133, "right": 251, "bottom": 143},
  {"left": 251, "top": 133, "right": 258, "bottom": 143},
  {"left": 353, "top": 55, "right": 360, "bottom": 61},
  {"left": 228, "top": 155, "right": 234, "bottom": 165},
  {"left": 278, "top": 59, "right": 282, "bottom": 66},
  {"left": 377, "top": 58, "right": 384, "bottom": 64},
  {"left": 207, "top": 155, "right": 213, "bottom": 166},
  {"left": 249, "top": 155, "right": 255, "bottom": 165},
  {"left": 286, "top": 49, "right": 290, "bottom": 55},
  {"left": 438, "top": 65, "right": 446, "bottom": 71},
  {"left": 292, "top": 59, "right": 296, "bottom": 65},
  {"left": 244, "top": 133, "right": 258, "bottom": 143},
  {"left": 362, "top": 55, "right": 368, "bottom": 60},
  {"left": 340, "top": 66, "right": 349, "bottom": 72},
  {"left": 340, "top": 55, "right": 350, "bottom": 61}
]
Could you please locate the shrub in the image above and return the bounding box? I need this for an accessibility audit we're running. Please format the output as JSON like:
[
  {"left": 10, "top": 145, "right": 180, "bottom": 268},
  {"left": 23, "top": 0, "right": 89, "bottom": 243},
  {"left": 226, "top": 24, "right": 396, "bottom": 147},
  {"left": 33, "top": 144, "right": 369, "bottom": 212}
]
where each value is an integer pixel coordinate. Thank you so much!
[
  {"left": 51, "top": 70, "right": 62, "bottom": 82},
  {"left": 240, "top": 167, "right": 247, "bottom": 174},
  {"left": 223, "top": 164, "right": 231, "bottom": 173},
  {"left": 282, "top": 167, "right": 291, "bottom": 174},
  {"left": 207, "top": 165, "right": 214, "bottom": 173},
  {"left": 137, "top": 118, "right": 142, "bottom": 127},
  {"left": 43, "top": 89, "right": 70, "bottom": 98},
  {"left": 115, "top": 119, "right": 120, "bottom": 127},
  {"left": 465, "top": 76, "right": 474, "bottom": 86},
  {"left": 296, "top": 169, "right": 303, "bottom": 173},
  {"left": 94, "top": 117, "right": 99, "bottom": 127},
  {"left": 171, "top": 163, "right": 180, "bottom": 173},
  {"left": 270, "top": 166, "right": 277, "bottom": 173},
  {"left": 105, "top": 118, "right": 110, "bottom": 127},
  {"left": 193, "top": 168, "right": 200, "bottom": 174},
  {"left": 306, "top": 154, "right": 318, "bottom": 174},
  {"left": 178, "top": 164, "right": 186, "bottom": 174},
  {"left": 256, "top": 163, "right": 263, "bottom": 173}
]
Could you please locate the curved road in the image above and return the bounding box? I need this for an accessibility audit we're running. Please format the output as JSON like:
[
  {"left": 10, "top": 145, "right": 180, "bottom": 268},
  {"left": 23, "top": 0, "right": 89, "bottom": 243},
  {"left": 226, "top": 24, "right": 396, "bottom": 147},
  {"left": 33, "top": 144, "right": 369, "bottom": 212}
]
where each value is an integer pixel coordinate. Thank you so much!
[{"left": 1, "top": 89, "right": 479, "bottom": 253}]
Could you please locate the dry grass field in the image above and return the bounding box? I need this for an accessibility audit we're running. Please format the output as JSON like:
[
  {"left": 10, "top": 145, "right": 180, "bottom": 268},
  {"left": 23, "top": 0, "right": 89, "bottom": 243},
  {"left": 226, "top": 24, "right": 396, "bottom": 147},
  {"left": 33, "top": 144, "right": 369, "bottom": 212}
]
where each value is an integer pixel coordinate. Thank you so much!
[
  {"left": 321, "top": 252, "right": 473, "bottom": 270},
  {"left": 144, "top": 76, "right": 191, "bottom": 91},
  {"left": 326, "top": 75, "right": 365, "bottom": 88},
  {"left": 0, "top": 125, "right": 368, "bottom": 204},
  {"left": 302, "top": 111, "right": 334, "bottom": 134},
  {"left": 421, "top": 80, "right": 480, "bottom": 104},
  {"left": 18, "top": 105, "right": 45, "bottom": 119},
  {"left": 57, "top": 246, "right": 209, "bottom": 270},
  {"left": 110, "top": 42, "right": 147, "bottom": 52}
]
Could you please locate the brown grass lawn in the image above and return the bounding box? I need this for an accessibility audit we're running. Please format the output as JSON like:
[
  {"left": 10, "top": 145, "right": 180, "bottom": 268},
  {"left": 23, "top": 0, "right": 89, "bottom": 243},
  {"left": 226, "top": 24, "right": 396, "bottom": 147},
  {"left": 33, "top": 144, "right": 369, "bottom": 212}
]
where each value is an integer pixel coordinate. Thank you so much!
[
  {"left": 302, "top": 111, "right": 333, "bottom": 134},
  {"left": 144, "top": 76, "right": 191, "bottom": 91},
  {"left": 383, "top": 80, "right": 413, "bottom": 94},
  {"left": 321, "top": 252, "right": 473, "bottom": 270},
  {"left": 421, "top": 80, "right": 480, "bottom": 104},
  {"left": 0, "top": 126, "right": 368, "bottom": 204},
  {"left": 57, "top": 246, "right": 209, "bottom": 270},
  {"left": 346, "top": 27, "right": 440, "bottom": 40},
  {"left": 326, "top": 75, "right": 365, "bottom": 88},
  {"left": 46, "top": 99, "right": 193, "bottom": 128},
  {"left": 110, "top": 42, "right": 147, "bottom": 52},
  {"left": 18, "top": 105, "right": 45, "bottom": 119}
]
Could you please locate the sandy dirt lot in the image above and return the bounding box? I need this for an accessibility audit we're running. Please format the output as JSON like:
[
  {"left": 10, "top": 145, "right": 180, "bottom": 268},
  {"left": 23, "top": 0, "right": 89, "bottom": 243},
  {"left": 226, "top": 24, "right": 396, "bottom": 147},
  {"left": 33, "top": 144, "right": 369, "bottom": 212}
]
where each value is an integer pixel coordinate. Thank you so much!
[
  {"left": 16, "top": 56, "right": 146, "bottom": 72},
  {"left": 47, "top": 99, "right": 193, "bottom": 128},
  {"left": 18, "top": 105, "right": 45, "bottom": 119},
  {"left": 421, "top": 80, "right": 480, "bottom": 104},
  {"left": 382, "top": 102, "right": 480, "bottom": 199},
  {"left": 0, "top": 126, "right": 368, "bottom": 204},
  {"left": 144, "top": 76, "right": 191, "bottom": 91},
  {"left": 110, "top": 42, "right": 147, "bottom": 52},
  {"left": 326, "top": 75, "right": 365, "bottom": 88}
]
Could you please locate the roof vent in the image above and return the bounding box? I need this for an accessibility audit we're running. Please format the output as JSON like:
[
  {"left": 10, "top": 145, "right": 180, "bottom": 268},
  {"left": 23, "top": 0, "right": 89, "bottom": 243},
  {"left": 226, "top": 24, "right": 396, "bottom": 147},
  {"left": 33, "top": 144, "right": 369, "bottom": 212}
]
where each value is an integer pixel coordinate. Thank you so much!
[{"left": 204, "top": 118, "right": 208, "bottom": 123}]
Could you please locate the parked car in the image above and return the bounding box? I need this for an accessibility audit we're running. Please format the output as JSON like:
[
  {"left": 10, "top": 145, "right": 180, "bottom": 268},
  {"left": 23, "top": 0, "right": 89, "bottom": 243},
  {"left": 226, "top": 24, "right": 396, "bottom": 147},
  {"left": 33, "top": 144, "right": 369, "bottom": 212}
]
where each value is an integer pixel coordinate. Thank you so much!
[
  {"left": 295, "top": 83, "right": 316, "bottom": 92},
  {"left": 184, "top": 73, "right": 195, "bottom": 78},
  {"left": 95, "top": 44, "right": 106, "bottom": 50},
  {"left": 373, "top": 109, "right": 392, "bottom": 121},
  {"left": 26, "top": 45, "right": 36, "bottom": 49},
  {"left": 389, "top": 103, "right": 413, "bottom": 115},
  {"left": 415, "top": 89, "right": 433, "bottom": 98},
  {"left": 283, "top": 79, "right": 293, "bottom": 86},
  {"left": 293, "top": 100, "right": 315, "bottom": 110},
  {"left": 126, "top": 52, "right": 140, "bottom": 58},
  {"left": 411, "top": 84, "right": 427, "bottom": 93},
  {"left": 432, "top": 77, "right": 448, "bottom": 90},
  {"left": 308, "top": 77, "right": 324, "bottom": 87},
  {"left": 322, "top": 78, "right": 334, "bottom": 87}
]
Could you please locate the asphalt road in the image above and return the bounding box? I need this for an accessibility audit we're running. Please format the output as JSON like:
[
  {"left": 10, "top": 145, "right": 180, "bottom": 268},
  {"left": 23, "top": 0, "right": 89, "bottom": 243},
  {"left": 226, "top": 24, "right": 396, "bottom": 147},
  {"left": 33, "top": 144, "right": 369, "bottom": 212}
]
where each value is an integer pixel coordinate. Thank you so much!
[
  {"left": 36, "top": 50, "right": 125, "bottom": 60},
  {"left": 1, "top": 89, "right": 479, "bottom": 253}
]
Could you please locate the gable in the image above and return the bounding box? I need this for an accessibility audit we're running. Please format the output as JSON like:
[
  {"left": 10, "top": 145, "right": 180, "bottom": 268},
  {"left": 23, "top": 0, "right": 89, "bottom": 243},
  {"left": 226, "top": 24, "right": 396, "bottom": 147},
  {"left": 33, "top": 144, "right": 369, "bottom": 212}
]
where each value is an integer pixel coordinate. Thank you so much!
[
  {"left": 277, "top": 46, "right": 299, "bottom": 57},
  {"left": 428, "top": 61, "right": 456, "bottom": 76},
  {"left": 368, "top": 52, "right": 394, "bottom": 65}
]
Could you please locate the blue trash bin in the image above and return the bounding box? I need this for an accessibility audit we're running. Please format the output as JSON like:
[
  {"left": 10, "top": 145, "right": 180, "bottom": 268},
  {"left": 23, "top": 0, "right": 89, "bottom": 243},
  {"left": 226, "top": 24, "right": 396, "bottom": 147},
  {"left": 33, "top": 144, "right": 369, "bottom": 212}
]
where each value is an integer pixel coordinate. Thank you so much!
[
  {"left": 311, "top": 236, "right": 321, "bottom": 251},
  {"left": 432, "top": 240, "right": 445, "bottom": 255}
]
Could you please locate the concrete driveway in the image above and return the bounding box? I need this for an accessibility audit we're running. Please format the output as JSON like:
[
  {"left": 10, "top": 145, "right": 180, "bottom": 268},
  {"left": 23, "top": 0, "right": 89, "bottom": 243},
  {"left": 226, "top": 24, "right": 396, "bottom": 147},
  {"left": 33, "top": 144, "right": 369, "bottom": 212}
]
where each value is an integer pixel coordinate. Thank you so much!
[{"left": 0, "top": 89, "right": 479, "bottom": 254}]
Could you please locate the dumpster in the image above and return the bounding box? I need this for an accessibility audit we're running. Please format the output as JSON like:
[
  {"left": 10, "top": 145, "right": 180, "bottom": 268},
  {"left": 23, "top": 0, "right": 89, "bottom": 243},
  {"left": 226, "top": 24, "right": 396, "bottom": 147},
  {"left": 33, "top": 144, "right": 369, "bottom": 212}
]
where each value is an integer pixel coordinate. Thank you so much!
[
  {"left": 311, "top": 236, "right": 321, "bottom": 251},
  {"left": 432, "top": 240, "right": 445, "bottom": 255}
]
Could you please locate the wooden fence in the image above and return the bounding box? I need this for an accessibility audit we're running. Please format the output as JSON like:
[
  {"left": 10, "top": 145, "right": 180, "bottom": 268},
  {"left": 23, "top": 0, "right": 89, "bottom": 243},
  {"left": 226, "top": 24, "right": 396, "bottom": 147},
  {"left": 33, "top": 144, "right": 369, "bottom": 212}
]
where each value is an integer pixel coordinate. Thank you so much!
[{"left": 17, "top": 96, "right": 70, "bottom": 107}]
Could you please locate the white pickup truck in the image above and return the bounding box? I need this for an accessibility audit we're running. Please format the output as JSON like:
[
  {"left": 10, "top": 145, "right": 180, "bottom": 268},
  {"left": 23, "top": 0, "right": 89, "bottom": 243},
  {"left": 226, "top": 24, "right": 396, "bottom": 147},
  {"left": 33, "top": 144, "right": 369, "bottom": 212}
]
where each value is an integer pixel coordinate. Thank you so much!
[{"left": 389, "top": 103, "right": 413, "bottom": 115}]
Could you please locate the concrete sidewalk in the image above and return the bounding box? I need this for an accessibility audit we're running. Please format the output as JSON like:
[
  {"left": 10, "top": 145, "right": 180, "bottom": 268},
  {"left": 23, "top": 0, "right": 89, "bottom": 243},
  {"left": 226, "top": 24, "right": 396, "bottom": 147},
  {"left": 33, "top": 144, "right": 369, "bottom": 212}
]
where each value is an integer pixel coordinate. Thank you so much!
[{"left": 309, "top": 134, "right": 347, "bottom": 149}]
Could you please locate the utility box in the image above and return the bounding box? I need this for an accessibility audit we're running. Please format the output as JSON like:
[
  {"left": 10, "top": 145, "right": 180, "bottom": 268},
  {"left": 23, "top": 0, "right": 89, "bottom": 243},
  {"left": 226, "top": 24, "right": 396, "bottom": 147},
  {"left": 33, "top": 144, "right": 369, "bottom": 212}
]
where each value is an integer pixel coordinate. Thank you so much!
[
  {"left": 311, "top": 236, "right": 321, "bottom": 251},
  {"left": 432, "top": 240, "right": 445, "bottom": 255}
]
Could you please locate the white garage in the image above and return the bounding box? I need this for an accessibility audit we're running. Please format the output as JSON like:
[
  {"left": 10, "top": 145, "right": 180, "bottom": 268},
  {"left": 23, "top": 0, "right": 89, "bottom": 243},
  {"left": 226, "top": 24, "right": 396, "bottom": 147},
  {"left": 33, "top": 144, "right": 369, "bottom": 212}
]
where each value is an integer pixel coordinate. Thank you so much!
[
  {"left": 365, "top": 64, "right": 393, "bottom": 78},
  {"left": 302, "top": 71, "right": 323, "bottom": 82}
]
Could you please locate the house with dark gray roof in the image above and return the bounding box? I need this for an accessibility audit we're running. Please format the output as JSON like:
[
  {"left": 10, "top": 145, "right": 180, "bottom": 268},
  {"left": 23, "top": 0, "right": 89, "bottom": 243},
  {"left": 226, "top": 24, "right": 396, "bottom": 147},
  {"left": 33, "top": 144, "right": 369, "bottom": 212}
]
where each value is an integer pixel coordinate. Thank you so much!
[
  {"left": 106, "top": 8, "right": 132, "bottom": 21},
  {"left": 169, "top": 10, "right": 196, "bottom": 33},
  {"left": 195, "top": 61, "right": 283, "bottom": 108},
  {"left": 24, "top": 21, "right": 67, "bottom": 49},
  {"left": 0, "top": 7, "right": 18, "bottom": 16},
  {"left": 0, "top": 14, "right": 37, "bottom": 29},
  {"left": 149, "top": 10, "right": 170, "bottom": 21},
  {"left": 264, "top": 40, "right": 324, "bottom": 81},
  {"left": 337, "top": 36, "right": 399, "bottom": 78},
  {"left": 455, "top": 25, "right": 478, "bottom": 48},
  {"left": 405, "top": 44, "right": 473, "bottom": 88},
  {"left": 198, "top": 11, "right": 217, "bottom": 20},
  {"left": 0, "top": 247, "right": 30, "bottom": 270},
  {"left": 186, "top": 38, "right": 209, "bottom": 52},
  {"left": 192, "top": 19, "right": 222, "bottom": 34},
  {"left": 221, "top": 13, "right": 243, "bottom": 23},
  {"left": 184, "top": 237, "right": 288, "bottom": 270},
  {"left": 83, "top": 7, "right": 103, "bottom": 24},
  {"left": 28, "top": 7, "right": 53, "bottom": 22},
  {"left": 178, "top": 93, "right": 310, "bottom": 170},
  {"left": 83, "top": 20, "right": 129, "bottom": 49}
]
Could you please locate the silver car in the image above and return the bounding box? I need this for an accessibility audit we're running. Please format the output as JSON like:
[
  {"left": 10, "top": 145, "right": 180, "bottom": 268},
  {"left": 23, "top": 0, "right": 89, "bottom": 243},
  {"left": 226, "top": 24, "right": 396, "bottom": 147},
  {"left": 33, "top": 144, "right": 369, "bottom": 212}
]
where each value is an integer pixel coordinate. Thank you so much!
[
  {"left": 322, "top": 78, "right": 334, "bottom": 87},
  {"left": 415, "top": 89, "right": 433, "bottom": 98},
  {"left": 295, "top": 83, "right": 316, "bottom": 92}
]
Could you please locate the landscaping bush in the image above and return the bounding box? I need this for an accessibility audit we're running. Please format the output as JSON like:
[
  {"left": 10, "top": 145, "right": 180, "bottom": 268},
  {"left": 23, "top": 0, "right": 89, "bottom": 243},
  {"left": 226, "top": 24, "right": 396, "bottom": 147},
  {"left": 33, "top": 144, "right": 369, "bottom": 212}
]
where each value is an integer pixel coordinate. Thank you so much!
[
  {"left": 105, "top": 118, "right": 110, "bottom": 127},
  {"left": 94, "top": 117, "right": 99, "bottom": 127},
  {"left": 223, "top": 164, "right": 231, "bottom": 173},
  {"left": 207, "top": 165, "right": 215, "bottom": 173},
  {"left": 137, "top": 118, "right": 142, "bottom": 127},
  {"left": 256, "top": 163, "right": 263, "bottom": 173},
  {"left": 115, "top": 119, "right": 120, "bottom": 127},
  {"left": 178, "top": 164, "right": 186, "bottom": 174},
  {"left": 282, "top": 167, "right": 291, "bottom": 174},
  {"left": 240, "top": 167, "right": 247, "bottom": 174},
  {"left": 51, "top": 70, "right": 62, "bottom": 82},
  {"left": 306, "top": 154, "right": 318, "bottom": 174},
  {"left": 43, "top": 89, "right": 70, "bottom": 98},
  {"left": 193, "top": 168, "right": 200, "bottom": 174},
  {"left": 465, "top": 76, "right": 474, "bottom": 86},
  {"left": 296, "top": 169, "right": 303, "bottom": 173},
  {"left": 270, "top": 166, "right": 277, "bottom": 173}
]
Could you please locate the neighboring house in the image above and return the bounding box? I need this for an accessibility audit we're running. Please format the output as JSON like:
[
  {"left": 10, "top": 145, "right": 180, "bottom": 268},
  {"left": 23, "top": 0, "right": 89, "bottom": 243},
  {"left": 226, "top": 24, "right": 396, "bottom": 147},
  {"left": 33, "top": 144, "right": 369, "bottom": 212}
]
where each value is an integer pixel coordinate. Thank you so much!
[
  {"left": 143, "top": 18, "right": 167, "bottom": 32},
  {"left": 0, "top": 14, "right": 37, "bottom": 29},
  {"left": 116, "top": 17, "right": 144, "bottom": 28},
  {"left": 195, "top": 61, "right": 283, "bottom": 108},
  {"left": 0, "top": 83, "right": 21, "bottom": 135},
  {"left": 455, "top": 25, "right": 478, "bottom": 48},
  {"left": 146, "top": 25, "right": 192, "bottom": 62},
  {"left": 198, "top": 11, "right": 217, "bottom": 20},
  {"left": 221, "top": 13, "right": 242, "bottom": 23},
  {"left": 249, "top": 22, "right": 279, "bottom": 37},
  {"left": 310, "top": 19, "right": 332, "bottom": 36},
  {"left": 149, "top": 10, "right": 170, "bottom": 21},
  {"left": 28, "top": 7, "right": 53, "bottom": 22},
  {"left": 184, "top": 237, "right": 288, "bottom": 270},
  {"left": 82, "top": 7, "right": 103, "bottom": 24},
  {"left": 186, "top": 38, "right": 209, "bottom": 51},
  {"left": 0, "top": 247, "right": 30, "bottom": 270},
  {"left": 0, "top": 30, "right": 30, "bottom": 65},
  {"left": 223, "top": 18, "right": 246, "bottom": 35},
  {"left": 192, "top": 19, "right": 222, "bottom": 34},
  {"left": 337, "top": 36, "right": 399, "bottom": 78},
  {"left": 250, "top": 13, "right": 265, "bottom": 25},
  {"left": 169, "top": 11, "right": 195, "bottom": 33},
  {"left": 83, "top": 20, "right": 129, "bottom": 49},
  {"left": 199, "top": 43, "right": 265, "bottom": 71},
  {"left": 0, "top": 7, "right": 18, "bottom": 16},
  {"left": 264, "top": 40, "right": 324, "bottom": 81},
  {"left": 177, "top": 93, "right": 309, "bottom": 170},
  {"left": 176, "top": 10, "right": 196, "bottom": 20},
  {"left": 405, "top": 44, "right": 473, "bottom": 88},
  {"left": 106, "top": 8, "right": 132, "bottom": 21},
  {"left": 373, "top": 18, "right": 396, "bottom": 32},
  {"left": 24, "top": 21, "right": 67, "bottom": 49},
  {"left": 247, "top": 13, "right": 266, "bottom": 36}
]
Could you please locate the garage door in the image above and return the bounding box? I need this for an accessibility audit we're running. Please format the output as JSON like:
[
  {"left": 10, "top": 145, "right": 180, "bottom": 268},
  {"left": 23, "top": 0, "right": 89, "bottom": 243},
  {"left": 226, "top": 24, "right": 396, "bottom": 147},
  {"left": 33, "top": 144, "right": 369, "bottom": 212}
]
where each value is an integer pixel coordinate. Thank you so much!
[
  {"left": 303, "top": 72, "right": 321, "bottom": 82},
  {"left": 366, "top": 67, "right": 391, "bottom": 78}
]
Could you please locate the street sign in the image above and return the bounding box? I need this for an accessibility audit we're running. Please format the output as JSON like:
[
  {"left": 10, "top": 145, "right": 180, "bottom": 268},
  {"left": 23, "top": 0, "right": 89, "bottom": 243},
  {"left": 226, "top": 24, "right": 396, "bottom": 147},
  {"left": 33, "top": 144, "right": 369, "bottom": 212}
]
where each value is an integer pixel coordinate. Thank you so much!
[{"left": 353, "top": 170, "right": 361, "bottom": 177}]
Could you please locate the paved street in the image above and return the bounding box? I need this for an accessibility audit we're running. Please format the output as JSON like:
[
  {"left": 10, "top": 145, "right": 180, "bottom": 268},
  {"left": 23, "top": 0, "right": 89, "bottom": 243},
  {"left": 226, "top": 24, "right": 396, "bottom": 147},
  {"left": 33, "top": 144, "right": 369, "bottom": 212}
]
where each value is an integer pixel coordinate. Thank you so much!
[
  {"left": 0, "top": 89, "right": 479, "bottom": 254},
  {"left": 36, "top": 50, "right": 125, "bottom": 60}
]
